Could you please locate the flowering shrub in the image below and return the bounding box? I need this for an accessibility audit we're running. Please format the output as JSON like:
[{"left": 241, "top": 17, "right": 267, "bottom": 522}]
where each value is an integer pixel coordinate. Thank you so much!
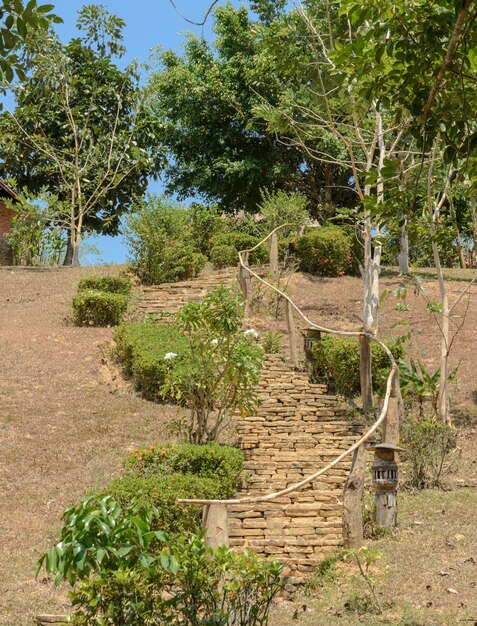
[
  {"left": 294, "top": 225, "right": 360, "bottom": 277},
  {"left": 162, "top": 286, "right": 264, "bottom": 443}
]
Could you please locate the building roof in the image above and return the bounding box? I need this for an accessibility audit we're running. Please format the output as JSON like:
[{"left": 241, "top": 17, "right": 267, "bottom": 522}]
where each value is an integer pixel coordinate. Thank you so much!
[{"left": 0, "top": 179, "right": 18, "bottom": 201}]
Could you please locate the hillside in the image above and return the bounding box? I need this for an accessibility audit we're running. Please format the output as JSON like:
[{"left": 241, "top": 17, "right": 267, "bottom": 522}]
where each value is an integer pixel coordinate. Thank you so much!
[{"left": 0, "top": 265, "right": 476, "bottom": 625}]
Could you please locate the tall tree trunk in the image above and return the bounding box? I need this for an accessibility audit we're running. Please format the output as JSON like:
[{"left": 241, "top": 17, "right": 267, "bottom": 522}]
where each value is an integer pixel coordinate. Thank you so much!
[
  {"left": 398, "top": 217, "right": 410, "bottom": 274},
  {"left": 63, "top": 233, "right": 74, "bottom": 266}
]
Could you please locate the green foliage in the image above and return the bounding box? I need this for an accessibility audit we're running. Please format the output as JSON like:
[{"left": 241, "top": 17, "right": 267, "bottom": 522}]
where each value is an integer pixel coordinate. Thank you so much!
[
  {"left": 294, "top": 226, "right": 360, "bottom": 277},
  {"left": 114, "top": 323, "right": 189, "bottom": 401},
  {"left": 106, "top": 474, "right": 224, "bottom": 536},
  {"left": 124, "top": 443, "right": 243, "bottom": 497},
  {"left": 0, "top": 0, "right": 61, "bottom": 86},
  {"left": 402, "top": 419, "right": 459, "bottom": 489},
  {"left": 210, "top": 231, "right": 268, "bottom": 266},
  {"left": 124, "top": 194, "right": 207, "bottom": 285},
  {"left": 399, "top": 359, "right": 459, "bottom": 418},
  {"left": 36, "top": 495, "right": 169, "bottom": 586},
  {"left": 78, "top": 276, "right": 132, "bottom": 296},
  {"left": 210, "top": 244, "right": 238, "bottom": 269},
  {"left": 261, "top": 331, "right": 282, "bottom": 354},
  {"left": 4, "top": 189, "right": 66, "bottom": 265},
  {"left": 189, "top": 202, "right": 224, "bottom": 257},
  {"left": 0, "top": 8, "right": 163, "bottom": 263},
  {"left": 312, "top": 336, "right": 404, "bottom": 398},
  {"left": 162, "top": 285, "right": 264, "bottom": 443},
  {"left": 258, "top": 189, "right": 310, "bottom": 236},
  {"left": 72, "top": 291, "right": 129, "bottom": 327},
  {"left": 68, "top": 534, "right": 282, "bottom": 626}
]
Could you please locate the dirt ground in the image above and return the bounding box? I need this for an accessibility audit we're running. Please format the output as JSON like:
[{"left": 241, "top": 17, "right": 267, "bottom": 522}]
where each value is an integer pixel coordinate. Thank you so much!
[
  {"left": 0, "top": 266, "right": 476, "bottom": 625},
  {"left": 0, "top": 266, "right": 181, "bottom": 625}
]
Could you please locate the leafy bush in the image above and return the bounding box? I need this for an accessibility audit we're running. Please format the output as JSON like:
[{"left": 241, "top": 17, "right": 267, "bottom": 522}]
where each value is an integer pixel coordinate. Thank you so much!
[
  {"left": 401, "top": 419, "right": 459, "bottom": 489},
  {"left": 77, "top": 276, "right": 132, "bottom": 296},
  {"left": 258, "top": 188, "right": 309, "bottom": 237},
  {"left": 72, "top": 291, "right": 129, "bottom": 327},
  {"left": 162, "top": 286, "right": 264, "bottom": 443},
  {"left": 68, "top": 535, "right": 282, "bottom": 626},
  {"left": 114, "top": 323, "right": 189, "bottom": 400},
  {"left": 124, "top": 442, "right": 243, "bottom": 497},
  {"left": 210, "top": 243, "right": 238, "bottom": 269},
  {"left": 189, "top": 202, "right": 224, "bottom": 256},
  {"left": 262, "top": 331, "right": 282, "bottom": 354},
  {"left": 294, "top": 226, "right": 359, "bottom": 277},
  {"left": 124, "top": 194, "right": 206, "bottom": 285},
  {"left": 312, "top": 336, "right": 404, "bottom": 398},
  {"left": 210, "top": 231, "right": 268, "bottom": 266},
  {"left": 106, "top": 473, "right": 225, "bottom": 535}
]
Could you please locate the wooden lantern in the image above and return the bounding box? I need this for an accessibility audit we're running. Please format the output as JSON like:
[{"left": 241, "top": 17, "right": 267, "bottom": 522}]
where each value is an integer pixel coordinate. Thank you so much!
[{"left": 371, "top": 443, "right": 403, "bottom": 529}]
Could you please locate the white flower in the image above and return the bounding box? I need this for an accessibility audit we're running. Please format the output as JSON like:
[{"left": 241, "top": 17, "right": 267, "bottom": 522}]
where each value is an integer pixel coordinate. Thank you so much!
[
  {"left": 164, "top": 352, "right": 177, "bottom": 360},
  {"left": 211, "top": 338, "right": 219, "bottom": 346},
  {"left": 243, "top": 329, "right": 259, "bottom": 339}
]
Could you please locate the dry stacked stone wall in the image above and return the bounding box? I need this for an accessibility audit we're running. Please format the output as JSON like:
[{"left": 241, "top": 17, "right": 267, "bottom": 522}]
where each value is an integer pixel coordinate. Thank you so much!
[{"left": 229, "top": 354, "right": 357, "bottom": 584}]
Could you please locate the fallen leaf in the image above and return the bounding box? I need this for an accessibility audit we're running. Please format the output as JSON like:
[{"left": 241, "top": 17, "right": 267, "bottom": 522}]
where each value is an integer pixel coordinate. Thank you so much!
[
  {"left": 464, "top": 557, "right": 476, "bottom": 565},
  {"left": 455, "top": 534, "right": 466, "bottom": 542},
  {"left": 447, "top": 587, "right": 458, "bottom": 594},
  {"left": 439, "top": 571, "right": 450, "bottom": 576}
]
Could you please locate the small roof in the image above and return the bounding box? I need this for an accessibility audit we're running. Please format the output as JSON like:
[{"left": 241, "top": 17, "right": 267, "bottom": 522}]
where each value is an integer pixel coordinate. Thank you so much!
[
  {"left": 371, "top": 443, "right": 404, "bottom": 451},
  {"left": 0, "top": 179, "right": 18, "bottom": 200}
]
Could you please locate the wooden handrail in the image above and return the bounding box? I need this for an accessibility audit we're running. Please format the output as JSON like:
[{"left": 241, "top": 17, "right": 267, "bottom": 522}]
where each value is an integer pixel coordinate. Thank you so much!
[{"left": 178, "top": 223, "right": 396, "bottom": 506}]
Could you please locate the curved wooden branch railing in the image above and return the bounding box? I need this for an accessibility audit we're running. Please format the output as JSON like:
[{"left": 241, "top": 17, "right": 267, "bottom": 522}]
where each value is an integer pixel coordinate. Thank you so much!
[{"left": 178, "top": 223, "right": 398, "bottom": 506}]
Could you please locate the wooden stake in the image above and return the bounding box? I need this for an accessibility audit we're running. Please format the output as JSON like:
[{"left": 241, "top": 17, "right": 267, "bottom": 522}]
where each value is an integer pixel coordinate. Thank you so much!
[
  {"left": 359, "top": 334, "right": 373, "bottom": 412},
  {"left": 269, "top": 231, "right": 279, "bottom": 281},
  {"left": 383, "top": 369, "right": 402, "bottom": 446},
  {"left": 202, "top": 504, "right": 229, "bottom": 549},
  {"left": 285, "top": 299, "right": 298, "bottom": 367},
  {"left": 342, "top": 443, "right": 366, "bottom": 548}
]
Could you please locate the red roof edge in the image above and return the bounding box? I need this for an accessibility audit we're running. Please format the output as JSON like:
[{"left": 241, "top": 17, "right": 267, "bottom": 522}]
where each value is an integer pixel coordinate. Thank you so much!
[{"left": 0, "top": 179, "right": 18, "bottom": 201}]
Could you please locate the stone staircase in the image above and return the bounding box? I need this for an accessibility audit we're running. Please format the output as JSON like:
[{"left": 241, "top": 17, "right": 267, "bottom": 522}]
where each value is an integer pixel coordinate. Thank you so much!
[
  {"left": 138, "top": 268, "right": 238, "bottom": 317},
  {"left": 229, "top": 354, "right": 356, "bottom": 584}
]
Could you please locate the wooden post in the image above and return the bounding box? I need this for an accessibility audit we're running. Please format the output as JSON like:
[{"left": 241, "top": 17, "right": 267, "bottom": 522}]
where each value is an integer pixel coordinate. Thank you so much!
[
  {"left": 202, "top": 504, "right": 229, "bottom": 549},
  {"left": 342, "top": 443, "right": 366, "bottom": 547},
  {"left": 359, "top": 334, "right": 373, "bottom": 413},
  {"left": 269, "top": 231, "right": 279, "bottom": 281},
  {"left": 296, "top": 224, "right": 305, "bottom": 237},
  {"left": 285, "top": 299, "right": 298, "bottom": 368},
  {"left": 383, "top": 368, "right": 402, "bottom": 446},
  {"left": 238, "top": 253, "right": 252, "bottom": 315}
]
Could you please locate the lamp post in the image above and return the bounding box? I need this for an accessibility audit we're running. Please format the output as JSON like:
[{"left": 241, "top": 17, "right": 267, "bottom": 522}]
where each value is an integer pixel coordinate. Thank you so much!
[{"left": 371, "top": 443, "right": 403, "bottom": 529}]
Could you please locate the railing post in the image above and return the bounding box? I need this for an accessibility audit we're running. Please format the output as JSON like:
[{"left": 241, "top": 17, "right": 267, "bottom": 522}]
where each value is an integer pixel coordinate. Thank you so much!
[
  {"left": 383, "top": 368, "right": 401, "bottom": 446},
  {"left": 285, "top": 299, "right": 298, "bottom": 368},
  {"left": 202, "top": 504, "right": 229, "bottom": 549},
  {"left": 269, "top": 231, "right": 279, "bottom": 281},
  {"left": 238, "top": 252, "right": 252, "bottom": 314}
]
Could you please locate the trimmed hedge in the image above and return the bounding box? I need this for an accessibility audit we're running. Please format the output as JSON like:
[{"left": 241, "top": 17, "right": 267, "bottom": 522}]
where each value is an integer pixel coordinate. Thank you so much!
[
  {"left": 106, "top": 473, "right": 224, "bottom": 535},
  {"left": 294, "top": 226, "right": 360, "bottom": 277},
  {"left": 312, "top": 336, "right": 405, "bottom": 398},
  {"left": 77, "top": 276, "right": 133, "bottom": 296},
  {"left": 124, "top": 443, "right": 243, "bottom": 496},
  {"left": 72, "top": 291, "right": 129, "bottom": 327},
  {"left": 114, "top": 323, "right": 189, "bottom": 400}
]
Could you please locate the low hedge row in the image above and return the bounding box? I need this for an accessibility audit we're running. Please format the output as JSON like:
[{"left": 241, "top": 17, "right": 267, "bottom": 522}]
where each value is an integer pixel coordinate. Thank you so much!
[
  {"left": 114, "top": 323, "right": 189, "bottom": 400},
  {"left": 72, "top": 276, "right": 133, "bottom": 327},
  {"left": 77, "top": 276, "right": 133, "bottom": 296},
  {"left": 105, "top": 443, "right": 244, "bottom": 535},
  {"left": 293, "top": 225, "right": 361, "bottom": 277}
]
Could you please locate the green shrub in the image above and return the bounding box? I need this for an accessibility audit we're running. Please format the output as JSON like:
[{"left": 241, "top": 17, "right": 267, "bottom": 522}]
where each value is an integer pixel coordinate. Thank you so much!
[
  {"left": 401, "top": 419, "right": 459, "bottom": 489},
  {"left": 210, "top": 243, "right": 238, "bottom": 269},
  {"left": 114, "top": 323, "right": 189, "bottom": 400},
  {"left": 106, "top": 473, "right": 224, "bottom": 535},
  {"left": 262, "top": 331, "right": 282, "bottom": 354},
  {"left": 72, "top": 291, "right": 129, "bottom": 327},
  {"left": 77, "top": 276, "right": 133, "bottom": 296},
  {"left": 67, "top": 535, "right": 283, "bottom": 626},
  {"left": 124, "top": 443, "right": 243, "bottom": 496},
  {"left": 311, "top": 336, "right": 404, "bottom": 398},
  {"left": 124, "top": 194, "right": 207, "bottom": 285},
  {"left": 210, "top": 231, "right": 268, "bottom": 266},
  {"left": 294, "top": 226, "right": 359, "bottom": 277}
]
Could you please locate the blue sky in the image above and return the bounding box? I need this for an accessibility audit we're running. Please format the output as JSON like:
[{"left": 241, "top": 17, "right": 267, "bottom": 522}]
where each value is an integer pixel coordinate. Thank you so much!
[{"left": 50, "top": 1, "right": 239, "bottom": 265}]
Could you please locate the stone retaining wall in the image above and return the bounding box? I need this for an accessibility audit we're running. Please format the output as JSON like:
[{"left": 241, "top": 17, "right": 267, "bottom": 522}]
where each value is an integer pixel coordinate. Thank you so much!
[{"left": 229, "top": 354, "right": 357, "bottom": 583}]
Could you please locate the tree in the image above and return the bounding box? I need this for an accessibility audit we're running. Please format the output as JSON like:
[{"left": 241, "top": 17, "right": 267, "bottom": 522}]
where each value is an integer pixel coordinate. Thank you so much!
[
  {"left": 147, "top": 4, "right": 358, "bottom": 217},
  {"left": 0, "top": 6, "right": 164, "bottom": 265},
  {"left": 0, "top": 0, "right": 61, "bottom": 86}
]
